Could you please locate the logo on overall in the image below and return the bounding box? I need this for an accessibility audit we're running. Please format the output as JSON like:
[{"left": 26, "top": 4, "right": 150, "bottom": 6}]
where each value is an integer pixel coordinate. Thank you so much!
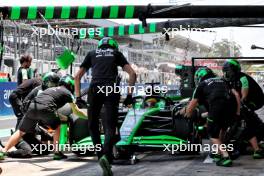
[{"left": 3, "top": 89, "right": 12, "bottom": 108}]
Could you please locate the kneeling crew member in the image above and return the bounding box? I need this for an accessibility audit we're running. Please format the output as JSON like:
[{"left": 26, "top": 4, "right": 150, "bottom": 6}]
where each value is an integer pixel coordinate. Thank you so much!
[
  {"left": 0, "top": 75, "right": 87, "bottom": 160},
  {"left": 223, "top": 59, "right": 264, "bottom": 159},
  {"left": 183, "top": 67, "right": 239, "bottom": 167},
  {"left": 9, "top": 78, "right": 42, "bottom": 129}
]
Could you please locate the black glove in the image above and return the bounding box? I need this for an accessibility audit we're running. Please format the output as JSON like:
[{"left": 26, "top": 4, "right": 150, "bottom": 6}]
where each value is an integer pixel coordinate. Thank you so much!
[
  {"left": 76, "top": 97, "right": 87, "bottom": 109},
  {"left": 123, "top": 94, "right": 133, "bottom": 106}
]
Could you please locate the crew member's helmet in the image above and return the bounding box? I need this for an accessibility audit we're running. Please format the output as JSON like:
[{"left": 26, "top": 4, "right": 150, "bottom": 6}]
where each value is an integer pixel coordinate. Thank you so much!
[
  {"left": 145, "top": 98, "right": 158, "bottom": 108},
  {"left": 194, "top": 67, "right": 216, "bottom": 85},
  {"left": 42, "top": 72, "right": 60, "bottom": 90},
  {"left": 222, "top": 59, "right": 241, "bottom": 81},
  {"left": 59, "top": 74, "right": 75, "bottom": 93},
  {"left": 98, "top": 37, "right": 119, "bottom": 50}
]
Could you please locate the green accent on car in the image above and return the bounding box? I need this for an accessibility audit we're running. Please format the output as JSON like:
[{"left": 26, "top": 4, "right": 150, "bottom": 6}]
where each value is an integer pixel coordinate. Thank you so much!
[
  {"left": 166, "top": 95, "right": 183, "bottom": 101},
  {"left": 128, "top": 24, "right": 135, "bottom": 35},
  {"left": 109, "top": 6, "right": 119, "bottom": 18},
  {"left": 125, "top": 6, "right": 134, "bottom": 18},
  {"left": 45, "top": 6, "right": 54, "bottom": 19},
  {"left": 27, "top": 6, "right": 37, "bottom": 19},
  {"left": 76, "top": 135, "right": 105, "bottom": 145},
  {"left": 77, "top": 6, "right": 87, "bottom": 19},
  {"left": 115, "top": 106, "right": 186, "bottom": 148},
  {"left": 240, "top": 76, "right": 249, "bottom": 89},
  {"left": 59, "top": 123, "right": 68, "bottom": 150},
  {"left": 11, "top": 6, "right": 21, "bottom": 20},
  {"left": 93, "top": 6, "right": 103, "bottom": 19},
  {"left": 132, "top": 135, "right": 186, "bottom": 146},
  {"left": 118, "top": 26, "right": 125, "bottom": 36},
  {"left": 61, "top": 6, "right": 70, "bottom": 19}
]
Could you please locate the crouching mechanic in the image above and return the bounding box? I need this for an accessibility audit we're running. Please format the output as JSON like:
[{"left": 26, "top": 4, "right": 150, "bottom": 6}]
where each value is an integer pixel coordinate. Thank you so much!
[
  {"left": 183, "top": 67, "right": 240, "bottom": 167},
  {"left": 7, "top": 72, "right": 60, "bottom": 158},
  {"left": 22, "top": 72, "right": 61, "bottom": 113},
  {"left": 223, "top": 59, "right": 264, "bottom": 159},
  {"left": 0, "top": 75, "right": 87, "bottom": 160},
  {"left": 9, "top": 78, "right": 42, "bottom": 130},
  {"left": 75, "top": 37, "right": 136, "bottom": 176}
]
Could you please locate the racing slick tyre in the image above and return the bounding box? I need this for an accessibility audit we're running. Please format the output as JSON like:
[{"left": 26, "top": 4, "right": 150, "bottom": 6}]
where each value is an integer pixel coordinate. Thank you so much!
[
  {"left": 172, "top": 109, "right": 202, "bottom": 155},
  {"left": 69, "top": 115, "right": 94, "bottom": 156}
]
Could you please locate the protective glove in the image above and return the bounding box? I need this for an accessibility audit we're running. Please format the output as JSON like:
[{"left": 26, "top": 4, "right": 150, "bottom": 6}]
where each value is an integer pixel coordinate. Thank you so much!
[
  {"left": 123, "top": 94, "right": 133, "bottom": 106},
  {"left": 75, "top": 97, "right": 87, "bottom": 109}
]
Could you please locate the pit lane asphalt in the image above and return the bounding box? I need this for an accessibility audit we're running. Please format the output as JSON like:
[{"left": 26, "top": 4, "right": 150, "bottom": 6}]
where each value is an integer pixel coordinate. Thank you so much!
[{"left": 0, "top": 107, "right": 264, "bottom": 176}]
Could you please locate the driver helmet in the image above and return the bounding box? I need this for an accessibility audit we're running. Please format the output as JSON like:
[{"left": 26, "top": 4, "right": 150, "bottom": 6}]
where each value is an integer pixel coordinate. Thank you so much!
[{"left": 145, "top": 98, "right": 158, "bottom": 108}]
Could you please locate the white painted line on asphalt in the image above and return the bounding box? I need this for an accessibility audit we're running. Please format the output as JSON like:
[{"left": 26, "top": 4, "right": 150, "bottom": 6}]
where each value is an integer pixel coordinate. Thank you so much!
[{"left": 203, "top": 154, "right": 214, "bottom": 164}]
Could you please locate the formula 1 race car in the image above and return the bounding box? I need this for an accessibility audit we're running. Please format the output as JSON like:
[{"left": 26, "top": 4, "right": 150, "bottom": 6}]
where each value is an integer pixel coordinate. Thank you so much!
[
  {"left": 113, "top": 95, "right": 207, "bottom": 163},
  {"left": 57, "top": 95, "right": 207, "bottom": 164}
]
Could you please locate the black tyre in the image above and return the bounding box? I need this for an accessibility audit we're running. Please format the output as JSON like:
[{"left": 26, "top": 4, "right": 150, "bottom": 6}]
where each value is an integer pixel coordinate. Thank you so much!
[{"left": 69, "top": 115, "right": 94, "bottom": 156}]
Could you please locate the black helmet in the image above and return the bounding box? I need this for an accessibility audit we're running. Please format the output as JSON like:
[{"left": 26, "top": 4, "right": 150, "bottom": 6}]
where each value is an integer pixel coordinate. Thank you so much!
[
  {"left": 59, "top": 74, "right": 75, "bottom": 93},
  {"left": 98, "top": 37, "right": 119, "bottom": 49},
  {"left": 42, "top": 72, "right": 60, "bottom": 90},
  {"left": 194, "top": 67, "right": 216, "bottom": 85},
  {"left": 222, "top": 59, "right": 241, "bottom": 81}
]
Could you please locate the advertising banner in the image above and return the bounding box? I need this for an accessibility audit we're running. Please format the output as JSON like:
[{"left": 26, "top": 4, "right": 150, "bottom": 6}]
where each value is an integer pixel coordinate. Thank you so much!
[{"left": 0, "top": 82, "right": 17, "bottom": 116}]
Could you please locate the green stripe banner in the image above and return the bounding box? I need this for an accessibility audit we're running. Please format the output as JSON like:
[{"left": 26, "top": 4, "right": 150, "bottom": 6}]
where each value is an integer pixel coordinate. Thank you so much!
[
  {"left": 77, "top": 6, "right": 87, "bottom": 19},
  {"left": 93, "top": 6, "right": 103, "bottom": 18},
  {"left": 85, "top": 22, "right": 158, "bottom": 38},
  {"left": 27, "top": 6, "right": 37, "bottom": 19},
  {"left": 6, "top": 5, "right": 167, "bottom": 20},
  {"left": 5, "top": 5, "right": 264, "bottom": 20},
  {"left": 10, "top": 6, "right": 20, "bottom": 20},
  {"left": 45, "top": 6, "right": 54, "bottom": 19},
  {"left": 61, "top": 6, "right": 71, "bottom": 19}
]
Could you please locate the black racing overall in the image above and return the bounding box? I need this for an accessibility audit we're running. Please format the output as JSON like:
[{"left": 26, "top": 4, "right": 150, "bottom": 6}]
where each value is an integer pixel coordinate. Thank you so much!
[{"left": 80, "top": 47, "right": 129, "bottom": 163}]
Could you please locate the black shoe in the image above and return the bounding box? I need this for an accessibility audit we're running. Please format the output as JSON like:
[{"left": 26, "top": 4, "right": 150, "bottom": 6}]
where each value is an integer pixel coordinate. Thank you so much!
[
  {"left": 99, "top": 155, "right": 113, "bottom": 176},
  {"left": 0, "top": 151, "right": 6, "bottom": 160},
  {"left": 216, "top": 157, "right": 232, "bottom": 167},
  {"left": 53, "top": 152, "right": 67, "bottom": 160},
  {"left": 213, "top": 154, "right": 221, "bottom": 162},
  {"left": 253, "top": 150, "right": 264, "bottom": 159}
]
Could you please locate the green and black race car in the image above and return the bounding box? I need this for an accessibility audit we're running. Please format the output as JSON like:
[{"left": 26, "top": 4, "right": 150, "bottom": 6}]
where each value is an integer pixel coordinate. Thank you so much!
[{"left": 58, "top": 83, "right": 207, "bottom": 163}]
